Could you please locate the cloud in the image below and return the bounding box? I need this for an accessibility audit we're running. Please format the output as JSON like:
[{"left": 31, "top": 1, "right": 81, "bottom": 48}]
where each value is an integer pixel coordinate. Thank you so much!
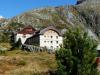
[{"left": 0, "top": 16, "right": 4, "bottom": 19}]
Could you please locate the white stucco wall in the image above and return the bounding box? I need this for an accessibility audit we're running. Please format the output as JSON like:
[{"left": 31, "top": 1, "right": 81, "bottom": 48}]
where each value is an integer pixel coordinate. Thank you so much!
[
  {"left": 40, "top": 30, "right": 63, "bottom": 51},
  {"left": 16, "top": 34, "right": 33, "bottom": 44}
]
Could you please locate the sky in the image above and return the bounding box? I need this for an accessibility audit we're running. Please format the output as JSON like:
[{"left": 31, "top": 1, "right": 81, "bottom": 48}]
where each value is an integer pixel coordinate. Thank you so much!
[{"left": 0, "top": 0, "right": 77, "bottom": 18}]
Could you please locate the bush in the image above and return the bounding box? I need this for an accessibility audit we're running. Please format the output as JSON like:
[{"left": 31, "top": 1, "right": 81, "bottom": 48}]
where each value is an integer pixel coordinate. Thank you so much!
[{"left": 56, "top": 27, "right": 98, "bottom": 75}]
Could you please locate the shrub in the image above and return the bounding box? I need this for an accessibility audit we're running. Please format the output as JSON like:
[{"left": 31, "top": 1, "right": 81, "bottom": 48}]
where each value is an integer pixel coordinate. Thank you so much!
[{"left": 56, "top": 27, "right": 98, "bottom": 75}]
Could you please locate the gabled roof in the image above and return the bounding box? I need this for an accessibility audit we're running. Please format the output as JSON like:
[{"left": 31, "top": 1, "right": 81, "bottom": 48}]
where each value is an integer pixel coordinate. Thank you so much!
[
  {"left": 18, "top": 25, "right": 36, "bottom": 34},
  {"left": 39, "top": 26, "right": 62, "bottom": 36}
]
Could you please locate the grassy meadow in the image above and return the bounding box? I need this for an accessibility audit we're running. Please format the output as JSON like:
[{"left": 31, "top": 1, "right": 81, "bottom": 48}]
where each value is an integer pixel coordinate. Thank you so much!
[{"left": 0, "top": 43, "right": 57, "bottom": 75}]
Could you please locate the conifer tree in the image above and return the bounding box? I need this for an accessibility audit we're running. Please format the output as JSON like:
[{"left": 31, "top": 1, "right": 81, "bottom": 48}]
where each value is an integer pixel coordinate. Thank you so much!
[
  {"left": 56, "top": 27, "right": 98, "bottom": 75},
  {"left": 10, "top": 32, "right": 16, "bottom": 50},
  {"left": 15, "top": 38, "right": 22, "bottom": 48}
]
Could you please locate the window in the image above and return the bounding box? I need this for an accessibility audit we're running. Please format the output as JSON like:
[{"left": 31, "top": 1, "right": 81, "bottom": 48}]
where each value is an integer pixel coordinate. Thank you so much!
[
  {"left": 56, "top": 41, "right": 58, "bottom": 44},
  {"left": 51, "top": 41, "right": 53, "bottom": 43},
  {"left": 51, "top": 46, "right": 53, "bottom": 49},
  {"left": 56, "top": 36, "right": 58, "bottom": 39},
  {"left": 51, "top": 36, "right": 53, "bottom": 38},
  {"left": 57, "top": 46, "right": 59, "bottom": 48},
  {"left": 22, "top": 34, "right": 26, "bottom": 38}
]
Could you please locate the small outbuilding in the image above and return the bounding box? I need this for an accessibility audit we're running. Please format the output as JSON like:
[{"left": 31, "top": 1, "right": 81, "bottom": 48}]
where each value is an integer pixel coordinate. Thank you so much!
[{"left": 16, "top": 25, "right": 36, "bottom": 44}]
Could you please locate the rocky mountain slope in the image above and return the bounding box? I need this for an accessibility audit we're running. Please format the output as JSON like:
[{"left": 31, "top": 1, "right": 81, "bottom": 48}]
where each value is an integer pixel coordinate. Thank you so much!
[
  {"left": 76, "top": 0, "right": 100, "bottom": 39},
  {"left": 10, "top": 6, "right": 75, "bottom": 30},
  {"left": 0, "top": 0, "right": 100, "bottom": 42}
]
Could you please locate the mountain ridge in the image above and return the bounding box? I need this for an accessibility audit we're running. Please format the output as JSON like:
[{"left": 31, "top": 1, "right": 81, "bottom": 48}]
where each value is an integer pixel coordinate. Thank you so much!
[{"left": 0, "top": 1, "right": 100, "bottom": 42}]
